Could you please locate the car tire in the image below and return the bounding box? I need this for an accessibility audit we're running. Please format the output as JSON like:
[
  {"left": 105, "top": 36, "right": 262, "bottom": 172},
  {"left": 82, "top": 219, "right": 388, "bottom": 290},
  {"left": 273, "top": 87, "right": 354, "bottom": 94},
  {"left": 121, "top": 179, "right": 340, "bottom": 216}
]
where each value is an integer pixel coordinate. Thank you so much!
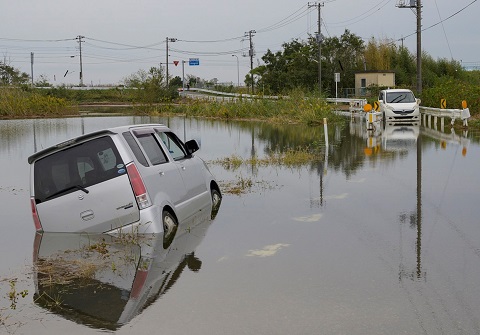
[
  {"left": 211, "top": 189, "right": 222, "bottom": 219},
  {"left": 162, "top": 210, "right": 178, "bottom": 236}
]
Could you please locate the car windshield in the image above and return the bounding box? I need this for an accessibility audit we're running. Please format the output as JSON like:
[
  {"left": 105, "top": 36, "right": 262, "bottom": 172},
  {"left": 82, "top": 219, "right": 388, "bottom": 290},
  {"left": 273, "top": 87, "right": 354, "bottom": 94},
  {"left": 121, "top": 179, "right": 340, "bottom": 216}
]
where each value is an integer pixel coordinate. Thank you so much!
[{"left": 386, "top": 91, "right": 416, "bottom": 104}]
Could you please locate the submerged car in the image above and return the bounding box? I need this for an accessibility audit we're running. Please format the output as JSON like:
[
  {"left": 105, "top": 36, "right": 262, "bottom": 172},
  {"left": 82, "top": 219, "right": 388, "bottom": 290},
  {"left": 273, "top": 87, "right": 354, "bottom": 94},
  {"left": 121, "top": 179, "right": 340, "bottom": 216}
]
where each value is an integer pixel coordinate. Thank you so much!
[
  {"left": 28, "top": 124, "right": 221, "bottom": 234},
  {"left": 378, "top": 88, "right": 421, "bottom": 122}
]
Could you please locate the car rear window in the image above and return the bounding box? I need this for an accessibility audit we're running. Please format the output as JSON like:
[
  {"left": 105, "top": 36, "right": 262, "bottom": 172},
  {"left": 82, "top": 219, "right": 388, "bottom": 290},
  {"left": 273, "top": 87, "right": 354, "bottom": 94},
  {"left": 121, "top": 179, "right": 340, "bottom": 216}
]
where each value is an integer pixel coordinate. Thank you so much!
[{"left": 33, "top": 136, "right": 126, "bottom": 203}]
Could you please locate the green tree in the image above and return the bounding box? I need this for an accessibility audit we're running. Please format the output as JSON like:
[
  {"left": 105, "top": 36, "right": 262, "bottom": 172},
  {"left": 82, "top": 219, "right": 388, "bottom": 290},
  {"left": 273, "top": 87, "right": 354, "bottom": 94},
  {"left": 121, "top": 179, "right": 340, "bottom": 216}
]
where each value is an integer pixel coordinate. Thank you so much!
[
  {"left": 0, "top": 61, "right": 29, "bottom": 86},
  {"left": 169, "top": 76, "right": 182, "bottom": 87},
  {"left": 257, "top": 30, "right": 365, "bottom": 96},
  {"left": 123, "top": 66, "right": 177, "bottom": 103},
  {"left": 322, "top": 30, "right": 366, "bottom": 96},
  {"left": 257, "top": 39, "right": 316, "bottom": 94}
]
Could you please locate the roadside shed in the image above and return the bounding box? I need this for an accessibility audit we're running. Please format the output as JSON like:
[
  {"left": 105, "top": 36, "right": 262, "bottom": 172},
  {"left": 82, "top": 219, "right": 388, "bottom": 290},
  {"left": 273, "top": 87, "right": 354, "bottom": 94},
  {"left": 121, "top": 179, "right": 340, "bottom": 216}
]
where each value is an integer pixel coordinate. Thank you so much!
[{"left": 355, "top": 70, "right": 395, "bottom": 96}]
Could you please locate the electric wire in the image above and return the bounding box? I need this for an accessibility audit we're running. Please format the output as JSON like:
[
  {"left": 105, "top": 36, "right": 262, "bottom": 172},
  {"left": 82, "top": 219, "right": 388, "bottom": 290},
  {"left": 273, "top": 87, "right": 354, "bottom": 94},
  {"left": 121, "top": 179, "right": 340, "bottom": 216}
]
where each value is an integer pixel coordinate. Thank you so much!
[
  {"left": 433, "top": 0, "right": 454, "bottom": 59},
  {"left": 327, "top": 0, "right": 393, "bottom": 26},
  {"left": 399, "top": 0, "right": 477, "bottom": 41}
]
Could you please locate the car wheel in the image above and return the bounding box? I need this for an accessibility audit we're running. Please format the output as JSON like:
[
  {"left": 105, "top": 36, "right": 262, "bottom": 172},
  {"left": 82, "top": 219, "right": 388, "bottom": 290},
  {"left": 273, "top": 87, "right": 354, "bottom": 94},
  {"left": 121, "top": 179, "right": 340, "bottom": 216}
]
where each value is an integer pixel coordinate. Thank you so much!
[
  {"left": 162, "top": 210, "right": 178, "bottom": 236},
  {"left": 211, "top": 189, "right": 222, "bottom": 219}
]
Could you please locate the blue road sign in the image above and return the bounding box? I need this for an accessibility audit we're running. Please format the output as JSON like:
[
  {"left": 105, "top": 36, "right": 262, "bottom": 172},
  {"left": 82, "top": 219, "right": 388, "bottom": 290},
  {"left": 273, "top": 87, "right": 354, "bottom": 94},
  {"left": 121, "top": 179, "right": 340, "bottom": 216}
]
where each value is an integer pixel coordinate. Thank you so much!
[{"left": 189, "top": 58, "right": 200, "bottom": 66}]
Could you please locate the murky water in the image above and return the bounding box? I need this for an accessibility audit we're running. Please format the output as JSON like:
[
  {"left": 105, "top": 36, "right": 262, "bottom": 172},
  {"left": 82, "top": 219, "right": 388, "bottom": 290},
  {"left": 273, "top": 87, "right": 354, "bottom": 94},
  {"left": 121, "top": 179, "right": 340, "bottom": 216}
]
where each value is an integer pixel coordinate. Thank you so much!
[{"left": 1, "top": 114, "right": 479, "bottom": 334}]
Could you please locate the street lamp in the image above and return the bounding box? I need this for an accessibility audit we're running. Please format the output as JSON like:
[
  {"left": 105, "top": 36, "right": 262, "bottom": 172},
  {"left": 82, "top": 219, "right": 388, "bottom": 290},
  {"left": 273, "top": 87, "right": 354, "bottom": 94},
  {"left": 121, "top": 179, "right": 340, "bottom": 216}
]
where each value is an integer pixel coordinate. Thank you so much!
[{"left": 231, "top": 54, "right": 239, "bottom": 87}]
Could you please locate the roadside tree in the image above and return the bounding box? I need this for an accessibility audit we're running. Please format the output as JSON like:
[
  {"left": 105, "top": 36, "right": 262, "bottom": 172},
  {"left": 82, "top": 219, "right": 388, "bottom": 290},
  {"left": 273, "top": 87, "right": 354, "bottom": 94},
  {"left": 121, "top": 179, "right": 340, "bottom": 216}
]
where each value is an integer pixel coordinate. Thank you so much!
[{"left": 0, "top": 61, "right": 29, "bottom": 86}]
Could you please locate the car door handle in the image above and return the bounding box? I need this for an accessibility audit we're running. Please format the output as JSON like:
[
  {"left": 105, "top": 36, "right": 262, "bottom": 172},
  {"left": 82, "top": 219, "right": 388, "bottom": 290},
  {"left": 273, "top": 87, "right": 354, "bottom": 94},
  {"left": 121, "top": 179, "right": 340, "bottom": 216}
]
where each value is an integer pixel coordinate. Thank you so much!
[
  {"left": 159, "top": 171, "right": 165, "bottom": 176},
  {"left": 180, "top": 166, "right": 186, "bottom": 170}
]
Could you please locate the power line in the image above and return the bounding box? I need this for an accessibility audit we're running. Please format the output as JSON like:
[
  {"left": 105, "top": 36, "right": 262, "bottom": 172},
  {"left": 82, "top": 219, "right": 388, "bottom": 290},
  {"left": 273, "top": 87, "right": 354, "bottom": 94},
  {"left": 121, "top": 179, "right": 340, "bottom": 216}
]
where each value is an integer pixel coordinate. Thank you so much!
[
  {"left": 399, "top": 0, "right": 477, "bottom": 40},
  {"left": 327, "top": 0, "right": 393, "bottom": 26},
  {"left": 0, "top": 37, "right": 76, "bottom": 42},
  {"left": 433, "top": 0, "right": 453, "bottom": 59}
]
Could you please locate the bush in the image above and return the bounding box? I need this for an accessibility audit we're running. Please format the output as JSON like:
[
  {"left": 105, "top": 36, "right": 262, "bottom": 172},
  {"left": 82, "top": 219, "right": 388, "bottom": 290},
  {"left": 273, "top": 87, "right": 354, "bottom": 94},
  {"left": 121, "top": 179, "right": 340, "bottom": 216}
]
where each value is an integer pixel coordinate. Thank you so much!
[
  {"left": 0, "top": 88, "right": 71, "bottom": 117},
  {"left": 421, "top": 76, "right": 479, "bottom": 117}
]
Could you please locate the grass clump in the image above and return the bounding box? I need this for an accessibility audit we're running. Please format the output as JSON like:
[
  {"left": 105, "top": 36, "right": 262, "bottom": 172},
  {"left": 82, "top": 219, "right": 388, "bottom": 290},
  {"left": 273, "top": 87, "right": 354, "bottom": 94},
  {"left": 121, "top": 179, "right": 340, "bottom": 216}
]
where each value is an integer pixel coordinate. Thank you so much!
[{"left": 212, "top": 145, "right": 323, "bottom": 170}]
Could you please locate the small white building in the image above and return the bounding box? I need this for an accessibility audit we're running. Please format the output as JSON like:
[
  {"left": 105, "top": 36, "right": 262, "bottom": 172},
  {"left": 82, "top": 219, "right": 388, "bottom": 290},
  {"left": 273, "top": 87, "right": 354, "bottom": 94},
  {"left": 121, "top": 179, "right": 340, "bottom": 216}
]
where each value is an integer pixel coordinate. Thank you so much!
[{"left": 355, "top": 71, "right": 395, "bottom": 96}]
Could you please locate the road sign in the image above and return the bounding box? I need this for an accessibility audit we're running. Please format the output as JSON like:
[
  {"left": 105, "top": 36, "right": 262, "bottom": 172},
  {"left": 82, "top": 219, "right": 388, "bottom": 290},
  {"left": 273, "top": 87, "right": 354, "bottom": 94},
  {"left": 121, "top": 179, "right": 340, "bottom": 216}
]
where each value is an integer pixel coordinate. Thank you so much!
[
  {"left": 441, "top": 98, "right": 446, "bottom": 109},
  {"left": 173, "top": 60, "right": 179, "bottom": 66},
  {"left": 373, "top": 101, "right": 380, "bottom": 111},
  {"left": 334, "top": 72, "right": 340, "bottom": 83},
  {"left": 189, "top": 58, "right": 200, "bottom": 66}
]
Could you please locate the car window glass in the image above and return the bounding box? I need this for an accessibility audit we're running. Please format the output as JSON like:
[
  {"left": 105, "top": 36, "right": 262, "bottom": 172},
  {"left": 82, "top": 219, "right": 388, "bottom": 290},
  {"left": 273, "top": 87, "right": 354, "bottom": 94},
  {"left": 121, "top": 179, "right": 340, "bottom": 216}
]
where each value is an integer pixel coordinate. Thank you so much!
[
  {"left": 34, "top": 136, "right": 125, "bottom": 203},
  {"left": 136, "top": 133, "right": 168, "bottom": 165},
  {"left": 386, "top": 92, "right": 415, "bottom": 104},
  {"left": 123, "top": 131, "right": 148, "bottom": 167},
  {"left": 155, "top": 131, "right": 187, "bottom": 161}
]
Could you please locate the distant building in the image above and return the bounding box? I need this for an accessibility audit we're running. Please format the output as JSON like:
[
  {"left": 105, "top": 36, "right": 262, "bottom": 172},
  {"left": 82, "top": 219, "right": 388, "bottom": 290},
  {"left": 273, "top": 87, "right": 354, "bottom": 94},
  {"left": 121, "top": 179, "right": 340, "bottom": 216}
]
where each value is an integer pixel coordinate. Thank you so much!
[{"left": 355, "top": 71, "right": 395, "bottom": 96}]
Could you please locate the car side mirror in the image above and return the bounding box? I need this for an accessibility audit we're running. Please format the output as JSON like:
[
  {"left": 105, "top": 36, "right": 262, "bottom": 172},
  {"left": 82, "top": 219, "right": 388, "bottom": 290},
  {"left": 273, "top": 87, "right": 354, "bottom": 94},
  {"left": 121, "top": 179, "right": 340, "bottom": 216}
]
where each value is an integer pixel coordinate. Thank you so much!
[
  {"left": 185, "top": 139, "right": 199, "bottom": 155},
  {"left": 416, "top": 98, "right": 421, "bottom": 105}
]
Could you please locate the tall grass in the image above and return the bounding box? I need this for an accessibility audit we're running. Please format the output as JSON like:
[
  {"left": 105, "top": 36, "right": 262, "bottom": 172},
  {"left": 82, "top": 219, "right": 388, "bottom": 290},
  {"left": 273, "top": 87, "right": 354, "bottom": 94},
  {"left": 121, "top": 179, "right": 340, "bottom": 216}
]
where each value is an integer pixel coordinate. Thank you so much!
[
  {"left": 0, "top": 88, "right": 73, "bottom": 117},
  {"left": 174, "top": 90, "right": 342, "bottom": 126}
]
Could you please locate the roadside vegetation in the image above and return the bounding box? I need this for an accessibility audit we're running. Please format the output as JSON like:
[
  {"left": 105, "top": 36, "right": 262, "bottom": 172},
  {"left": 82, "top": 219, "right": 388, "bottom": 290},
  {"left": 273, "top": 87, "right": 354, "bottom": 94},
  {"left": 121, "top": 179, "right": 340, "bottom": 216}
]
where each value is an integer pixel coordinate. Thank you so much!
[
  {"left": 0, "top": 87, "right": 72, "bottom": 118},
  {"left": 1, "top": 28, "right": 479, "bottom": 125},
  {"left": 173, "top": 90, "right": 342, "bottom": 125}
]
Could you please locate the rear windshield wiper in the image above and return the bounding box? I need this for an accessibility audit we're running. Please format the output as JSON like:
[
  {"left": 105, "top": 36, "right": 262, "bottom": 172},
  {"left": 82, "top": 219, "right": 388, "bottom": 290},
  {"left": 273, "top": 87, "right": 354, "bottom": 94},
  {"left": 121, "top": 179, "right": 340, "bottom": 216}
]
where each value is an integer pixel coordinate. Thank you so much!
[{"left": 45, "top": 184, "right": 89, "bottom": 200}]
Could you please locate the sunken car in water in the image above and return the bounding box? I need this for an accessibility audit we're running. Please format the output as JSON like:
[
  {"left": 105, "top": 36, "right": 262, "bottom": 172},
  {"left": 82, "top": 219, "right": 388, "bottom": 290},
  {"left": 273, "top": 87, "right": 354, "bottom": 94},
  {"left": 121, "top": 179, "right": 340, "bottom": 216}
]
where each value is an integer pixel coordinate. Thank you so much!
[{"left": 28, "top": 124, "right": 221, "bottom": 235}]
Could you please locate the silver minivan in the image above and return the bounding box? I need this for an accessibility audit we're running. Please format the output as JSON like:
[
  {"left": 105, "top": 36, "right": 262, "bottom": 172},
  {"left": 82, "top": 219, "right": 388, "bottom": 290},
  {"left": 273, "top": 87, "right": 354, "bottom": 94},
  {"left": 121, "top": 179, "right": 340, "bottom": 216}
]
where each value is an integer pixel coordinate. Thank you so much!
[{"left": 28, "top": 124, "right": 221, "bottom": 234}]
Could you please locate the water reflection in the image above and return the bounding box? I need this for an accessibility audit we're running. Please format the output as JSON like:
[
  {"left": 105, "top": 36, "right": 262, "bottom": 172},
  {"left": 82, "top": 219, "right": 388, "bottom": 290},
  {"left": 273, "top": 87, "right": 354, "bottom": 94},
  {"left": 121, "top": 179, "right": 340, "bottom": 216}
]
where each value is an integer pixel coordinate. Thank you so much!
[{"left": 32, "top": 208, "right": 216, "bottom": 331}]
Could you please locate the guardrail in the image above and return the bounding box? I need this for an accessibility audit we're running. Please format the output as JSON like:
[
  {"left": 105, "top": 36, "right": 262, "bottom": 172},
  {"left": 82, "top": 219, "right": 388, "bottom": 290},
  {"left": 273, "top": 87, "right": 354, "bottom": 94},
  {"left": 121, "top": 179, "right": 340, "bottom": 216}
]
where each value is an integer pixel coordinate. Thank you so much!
[
  {"left": 326, "top": 98, "right": 367, "bottom": 110},
  {"left": 181, "top": 88, "right": 368, "bottom": 108},
  {"left": 420, "top": 105, "right": 470, "bottom": 128}
]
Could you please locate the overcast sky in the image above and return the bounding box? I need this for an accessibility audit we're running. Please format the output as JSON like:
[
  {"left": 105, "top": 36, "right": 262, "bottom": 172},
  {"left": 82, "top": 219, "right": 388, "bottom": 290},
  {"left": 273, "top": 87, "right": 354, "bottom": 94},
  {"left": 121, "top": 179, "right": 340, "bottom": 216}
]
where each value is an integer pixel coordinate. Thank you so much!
[{"left": 0, "top": 0, "right": 477, "bottom": 86}]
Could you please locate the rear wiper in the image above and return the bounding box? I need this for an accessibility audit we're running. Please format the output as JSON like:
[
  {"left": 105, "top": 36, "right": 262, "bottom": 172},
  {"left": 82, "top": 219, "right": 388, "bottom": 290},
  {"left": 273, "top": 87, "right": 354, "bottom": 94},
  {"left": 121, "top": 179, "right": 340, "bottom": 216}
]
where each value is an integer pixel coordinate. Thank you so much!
[{"left": 45, "top": 185, "right": 89, "bottom": 200}]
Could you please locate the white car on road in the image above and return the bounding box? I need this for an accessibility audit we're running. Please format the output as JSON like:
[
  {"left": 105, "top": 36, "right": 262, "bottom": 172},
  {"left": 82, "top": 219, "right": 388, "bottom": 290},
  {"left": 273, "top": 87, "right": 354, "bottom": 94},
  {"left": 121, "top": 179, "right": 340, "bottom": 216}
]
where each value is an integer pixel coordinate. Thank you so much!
[{"left": 378, "top": 88, "right": 421, "bottom": 123}]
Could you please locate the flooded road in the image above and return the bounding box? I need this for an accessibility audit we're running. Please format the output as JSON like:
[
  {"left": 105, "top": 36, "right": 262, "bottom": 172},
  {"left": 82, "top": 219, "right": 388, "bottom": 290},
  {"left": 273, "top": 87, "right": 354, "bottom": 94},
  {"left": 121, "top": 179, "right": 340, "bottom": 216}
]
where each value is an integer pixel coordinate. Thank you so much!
[{"left": 1, "top": 115, "right": 480, "bottom": 334}]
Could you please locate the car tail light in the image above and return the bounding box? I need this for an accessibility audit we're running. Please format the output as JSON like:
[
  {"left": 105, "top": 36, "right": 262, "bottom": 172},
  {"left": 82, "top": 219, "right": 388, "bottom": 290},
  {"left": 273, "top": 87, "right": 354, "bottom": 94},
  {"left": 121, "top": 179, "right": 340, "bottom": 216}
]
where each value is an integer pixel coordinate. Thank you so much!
[
  {"left": 126, "top": 163, "right": 151, "bottom": 209},
  {"left": 30, "top": 198, "right": 43, "bottom": 231},
  {"left": 130, "top": 257, "right": 152, "bottom": 299}
]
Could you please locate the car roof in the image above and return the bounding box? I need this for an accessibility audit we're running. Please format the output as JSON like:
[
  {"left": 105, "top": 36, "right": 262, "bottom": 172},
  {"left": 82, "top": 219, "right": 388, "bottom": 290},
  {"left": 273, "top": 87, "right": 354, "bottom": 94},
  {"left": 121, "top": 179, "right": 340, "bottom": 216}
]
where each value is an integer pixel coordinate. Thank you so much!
[
  {"left": 27, "top": 123, "right": 168, "bottom": 164},
  {"left": 382, "top": 89, "right": 413, "bottom": 93}
]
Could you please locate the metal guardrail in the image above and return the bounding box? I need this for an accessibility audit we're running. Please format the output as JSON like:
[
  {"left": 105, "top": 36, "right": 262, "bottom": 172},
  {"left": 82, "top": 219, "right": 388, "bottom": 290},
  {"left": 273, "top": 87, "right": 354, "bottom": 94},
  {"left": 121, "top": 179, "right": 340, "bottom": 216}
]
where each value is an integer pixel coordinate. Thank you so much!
[
  {"left": 181, "top": 88, "right": 368, "bottom": 107},
  {"left": 420, "top": 106, "right": 470, "bottom": 127}
]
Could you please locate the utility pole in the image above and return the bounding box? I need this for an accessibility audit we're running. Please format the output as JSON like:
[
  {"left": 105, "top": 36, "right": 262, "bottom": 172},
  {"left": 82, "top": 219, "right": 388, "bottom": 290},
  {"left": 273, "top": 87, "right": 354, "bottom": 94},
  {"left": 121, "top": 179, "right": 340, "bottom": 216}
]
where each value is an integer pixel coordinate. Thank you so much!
[
  {"left": 308, "top": 2, "right": 323, "bottom": 94},
  {"left": 30, "top": 52, "right": 34, "bottom": 86},
  {"left": 232, "top": 54, "right": 239, "bottom": 87},
  {"left": 76, "top": 35, "right": 85, "bottom": 86},
  {"left": 166, "top": 37, "right": 177, "bottom": 88},
  {"left": 245, "top": 30, "right": 256, "bottom": 94},
  {"left": 396, "top": 0, "right": 422, "bottom": 95},
  {"left": 416, "top": 0, "right": 422, "bottom": 95}
]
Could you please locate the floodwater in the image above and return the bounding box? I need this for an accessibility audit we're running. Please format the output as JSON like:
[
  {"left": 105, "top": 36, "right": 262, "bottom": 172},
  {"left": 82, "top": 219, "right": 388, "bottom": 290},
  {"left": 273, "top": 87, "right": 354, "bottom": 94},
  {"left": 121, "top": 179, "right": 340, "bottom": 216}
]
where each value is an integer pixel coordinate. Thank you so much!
[{"left": 1, "top": 114, "right": 480, "bottom": 334}]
